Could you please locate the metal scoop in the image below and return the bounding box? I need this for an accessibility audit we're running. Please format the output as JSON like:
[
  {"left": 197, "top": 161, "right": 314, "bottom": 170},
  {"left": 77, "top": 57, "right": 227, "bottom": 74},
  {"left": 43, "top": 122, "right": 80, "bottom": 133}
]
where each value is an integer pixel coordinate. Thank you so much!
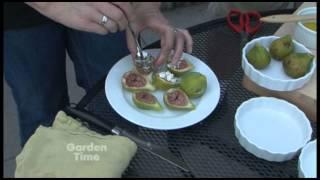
[{"left": 127, "top": 23, "right": 155, "bottom": 74}]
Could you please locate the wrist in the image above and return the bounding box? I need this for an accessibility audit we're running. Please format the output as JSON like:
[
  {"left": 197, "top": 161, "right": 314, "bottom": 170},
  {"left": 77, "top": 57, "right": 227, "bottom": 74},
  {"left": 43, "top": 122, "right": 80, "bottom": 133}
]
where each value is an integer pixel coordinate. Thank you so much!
[
  {"left": 132, "top": 2, "right": 161, "bottom": 10},
  {"left": 25, "top": 2, "right": 50, "bottom": 10},
  {"left": 133, "top": 2, "right": 162, "bottom": 19},
  {"left": 25, "top": 2, "right": 57, "bottom": 17}
]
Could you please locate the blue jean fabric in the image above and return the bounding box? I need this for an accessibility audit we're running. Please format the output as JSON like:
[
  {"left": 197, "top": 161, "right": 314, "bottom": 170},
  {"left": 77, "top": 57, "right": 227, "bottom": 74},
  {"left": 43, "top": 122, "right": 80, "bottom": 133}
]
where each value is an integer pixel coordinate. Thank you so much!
[{"left": 4, "top": 22, "right": 129, "bottom": 146}]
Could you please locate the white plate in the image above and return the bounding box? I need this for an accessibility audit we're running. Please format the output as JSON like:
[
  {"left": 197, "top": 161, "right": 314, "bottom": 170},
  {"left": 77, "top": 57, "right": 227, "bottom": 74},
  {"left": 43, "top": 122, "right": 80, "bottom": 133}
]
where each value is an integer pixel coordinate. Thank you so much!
[
  {"left": 299, "top": 139, "right": 317, "bottom": 178},
  {"left": 242, "top": 36, "right": 316, "bottom": 91},
  {"left": 235, "top": 97, "right": 312, "bottom": 162},
  {"left": 105, "top": 49, "right": 220, "bottom": 130}
]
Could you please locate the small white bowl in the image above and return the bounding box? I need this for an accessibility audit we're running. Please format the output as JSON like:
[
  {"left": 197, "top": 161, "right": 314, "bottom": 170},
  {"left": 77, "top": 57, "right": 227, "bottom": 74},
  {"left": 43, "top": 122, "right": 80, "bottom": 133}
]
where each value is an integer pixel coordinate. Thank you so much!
[
  {"left": 242, "top": 36, "right": 316, "bottom": 91},
  {"left": 294, "top": 7, "right": 317, "bottom": 50},
  {"left": 235, "top": 97, "right": 312, "bottom": 162},
  {"left": 298, "top": 139, "right": 317, "bottom": 178}
]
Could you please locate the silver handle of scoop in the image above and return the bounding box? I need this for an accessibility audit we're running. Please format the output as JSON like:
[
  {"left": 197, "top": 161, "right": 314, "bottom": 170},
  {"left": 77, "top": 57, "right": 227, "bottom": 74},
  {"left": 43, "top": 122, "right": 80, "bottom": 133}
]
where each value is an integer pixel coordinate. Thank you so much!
[{"left": 127, "top": 24, "right": 145, "bottom": 60}]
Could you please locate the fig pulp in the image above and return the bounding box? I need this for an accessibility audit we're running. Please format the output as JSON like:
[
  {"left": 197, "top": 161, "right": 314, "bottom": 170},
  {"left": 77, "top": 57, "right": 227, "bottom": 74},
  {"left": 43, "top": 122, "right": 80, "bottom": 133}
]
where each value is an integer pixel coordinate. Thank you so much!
[
  {"left": 122, "top": 70, "right": 155, "bottom": 92},
  {"left": 132, "top": 91, "right": 162, "bottom": 111},
  {"left": 167, "top": 59, "right": 194, "bottom": 76},
  {"left": 164, "top": 88, "right": 195, "bottom": 110}
]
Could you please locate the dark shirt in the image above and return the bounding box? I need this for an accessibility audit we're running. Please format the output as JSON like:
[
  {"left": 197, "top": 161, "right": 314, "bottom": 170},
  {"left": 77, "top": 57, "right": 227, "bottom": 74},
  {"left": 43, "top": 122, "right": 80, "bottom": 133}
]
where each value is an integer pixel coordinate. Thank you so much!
[{"left": 4, "top": 2, "right": 51, "bottom": 30}]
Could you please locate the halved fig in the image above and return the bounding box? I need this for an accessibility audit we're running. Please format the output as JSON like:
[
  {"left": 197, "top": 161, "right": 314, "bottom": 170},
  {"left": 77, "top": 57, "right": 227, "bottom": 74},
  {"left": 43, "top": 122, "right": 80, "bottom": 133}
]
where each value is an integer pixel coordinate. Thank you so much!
[
  {"left": 167, "top": 59, "right": 194, "bottom": 76},
  {"left": 122, "top": 70, "right": 155, "bottom": 92},
  {"left": 132, "top": 91, "right": 162, "bottom": 111},
  {"left": 152, "top": 71, "right": 179, "bottom": 90},
  {"left": 163, "top": 88, "right": 195, "bottom": 110}
]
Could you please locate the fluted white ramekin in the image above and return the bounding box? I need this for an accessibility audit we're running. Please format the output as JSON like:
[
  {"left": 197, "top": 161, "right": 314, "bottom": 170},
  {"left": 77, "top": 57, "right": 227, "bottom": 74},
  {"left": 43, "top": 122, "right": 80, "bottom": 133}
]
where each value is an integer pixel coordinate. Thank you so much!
[
  {"left": 294, "top": 7, "right": 317, "bottom": 50},
  {"left": 235, "top": 97, "right": 312, "bottom": 162},
  {"left": 298, "top": 139, "right": 317, "bottom": 178},
  {"left": 242, "top": 36, "right": 316, "bottom": 91}
]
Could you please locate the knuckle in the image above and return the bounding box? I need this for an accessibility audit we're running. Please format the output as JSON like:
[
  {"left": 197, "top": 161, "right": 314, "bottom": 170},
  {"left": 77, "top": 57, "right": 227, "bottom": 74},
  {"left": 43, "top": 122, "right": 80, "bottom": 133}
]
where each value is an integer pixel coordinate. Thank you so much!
[
  {"left": 109, "top": 20, "right": 117, "bottom": 28},
  {"left": 177, "top": 32, "right": 184, "bottom": 38},
  {"left": 113, "top": 11, "right": 124, "bottom": 21},
  {"left": 115, "top": 2, "right": 126, "bottom": 7},
  {"left": 183, "top": 29, "right": 190, "bottom": 34},
  {"left": 182, "top": 29, "right": 189, "bottom": 34},
  {"left": 161, "top": 26, "right": 172, "bottom": 34},
  {"left": 179, "top": 29, "right": 187, "bottom": 33}
]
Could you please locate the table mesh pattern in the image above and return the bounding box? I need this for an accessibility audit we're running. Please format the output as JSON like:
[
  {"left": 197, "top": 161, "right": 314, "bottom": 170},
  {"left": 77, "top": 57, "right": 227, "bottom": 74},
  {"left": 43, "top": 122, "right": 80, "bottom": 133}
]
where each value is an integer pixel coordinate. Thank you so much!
[{"left": 81, "top": 19, "right": 317, "bottom": 177}]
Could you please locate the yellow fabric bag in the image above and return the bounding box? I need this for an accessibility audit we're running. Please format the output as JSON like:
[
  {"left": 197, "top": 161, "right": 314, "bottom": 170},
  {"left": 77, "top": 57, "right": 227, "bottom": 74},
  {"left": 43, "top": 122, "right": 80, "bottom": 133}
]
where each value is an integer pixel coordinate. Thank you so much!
[{"left": 15, "top": 111, "right": 137, "bottom": 178}]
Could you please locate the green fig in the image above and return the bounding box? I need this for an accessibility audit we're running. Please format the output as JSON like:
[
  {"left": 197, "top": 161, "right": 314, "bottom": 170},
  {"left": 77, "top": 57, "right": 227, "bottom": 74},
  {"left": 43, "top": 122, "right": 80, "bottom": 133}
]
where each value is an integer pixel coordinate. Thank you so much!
[
  {"left": 152, "top": 71, "right": 179, "bottom": 90},
  {"left": 283, "top": 53, "right": 314, "bottom": 79},
  {"left": 246, "top": 43, "right": 271, "bottom": 70},
  {"left": 122, "top": 70, "right": 155, "bottom": 92},
  {"left": 163, "top": 88, "right": 195, "bottom": 110},
  {"left": 270, "top": 35, "right": 294, "bottom": 61},
  {"left": 132, "top": 91, "right": 163, "bottom": 111},
  {"left": 167, "top": 59, "right": 194, "bottom": 76},
  {"left": 180, "top": 72, "right": 207, "bottom": 98}
]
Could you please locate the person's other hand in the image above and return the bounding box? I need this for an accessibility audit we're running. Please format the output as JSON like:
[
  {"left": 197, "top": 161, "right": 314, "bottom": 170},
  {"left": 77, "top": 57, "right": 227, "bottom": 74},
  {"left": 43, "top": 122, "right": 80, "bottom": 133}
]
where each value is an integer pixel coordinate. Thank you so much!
[
  {"left": 124, "top": 3, "right": 193, "bottom": 66},
  {"left": 25, "top": 2, "right": 132, "bottom": 35}
]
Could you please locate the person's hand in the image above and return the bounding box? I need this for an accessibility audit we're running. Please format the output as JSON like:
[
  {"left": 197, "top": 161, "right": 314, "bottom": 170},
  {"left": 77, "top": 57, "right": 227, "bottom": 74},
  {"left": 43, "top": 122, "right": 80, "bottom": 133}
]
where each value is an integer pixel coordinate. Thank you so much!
[
  {"left": 25, "top": 2, "right": 132, "bottom": 35},
  {"left": 123, "top": 3, "right": 193, "bottom": 66}
]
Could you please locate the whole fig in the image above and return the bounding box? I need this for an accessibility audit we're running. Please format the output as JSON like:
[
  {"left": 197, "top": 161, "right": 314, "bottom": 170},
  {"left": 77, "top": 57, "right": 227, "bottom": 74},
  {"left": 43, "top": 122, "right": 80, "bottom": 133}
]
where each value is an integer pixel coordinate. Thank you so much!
[
  {"left": 270, "top": 35, "right": 294, "bottom": 61},
  {"left": 246, "top": 43, "right": 271, "bottom": 70},
  {"left": 283, "top": 53, "right": 314, "bottom": 78}
]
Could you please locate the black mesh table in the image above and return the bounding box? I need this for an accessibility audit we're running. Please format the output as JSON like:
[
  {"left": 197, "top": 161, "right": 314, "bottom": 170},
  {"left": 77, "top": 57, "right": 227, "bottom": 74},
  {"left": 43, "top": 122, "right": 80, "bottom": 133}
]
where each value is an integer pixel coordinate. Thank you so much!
[{"left": 74, "top": 9, "right": 317, "bottom": 178}]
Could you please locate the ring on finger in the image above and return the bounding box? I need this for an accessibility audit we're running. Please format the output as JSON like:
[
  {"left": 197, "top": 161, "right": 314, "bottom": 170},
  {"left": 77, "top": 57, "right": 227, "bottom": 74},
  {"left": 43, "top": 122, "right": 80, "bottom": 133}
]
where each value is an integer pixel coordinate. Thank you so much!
[
  {"left": 101, "top": 15, "right": 108, "bottom": 25},
  {"left": 173, "top": 28, "right": 179, "bottom": 33}
]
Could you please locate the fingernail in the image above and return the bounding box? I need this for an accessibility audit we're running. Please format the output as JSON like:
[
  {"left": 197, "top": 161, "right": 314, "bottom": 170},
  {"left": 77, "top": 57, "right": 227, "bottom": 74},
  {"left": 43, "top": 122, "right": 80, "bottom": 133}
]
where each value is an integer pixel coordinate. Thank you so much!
[{"left": 155, "top": 60, "right": 162, "bottom": 66}]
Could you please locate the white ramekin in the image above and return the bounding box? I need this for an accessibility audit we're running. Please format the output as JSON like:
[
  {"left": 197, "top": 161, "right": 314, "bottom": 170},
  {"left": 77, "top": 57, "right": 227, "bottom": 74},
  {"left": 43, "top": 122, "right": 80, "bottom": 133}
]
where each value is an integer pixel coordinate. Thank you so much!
[
  {"left": 298, "top": 139, "right": 317, "bottom": 178},
  {"left": 242, "top": 36, "right": 316, "bottom": 91},
  {"left": 293, "top": 7, "right": 317, "bottom": 50},
  {"left": 235, "top": 97, "right": 312, "bottom": 162}
]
